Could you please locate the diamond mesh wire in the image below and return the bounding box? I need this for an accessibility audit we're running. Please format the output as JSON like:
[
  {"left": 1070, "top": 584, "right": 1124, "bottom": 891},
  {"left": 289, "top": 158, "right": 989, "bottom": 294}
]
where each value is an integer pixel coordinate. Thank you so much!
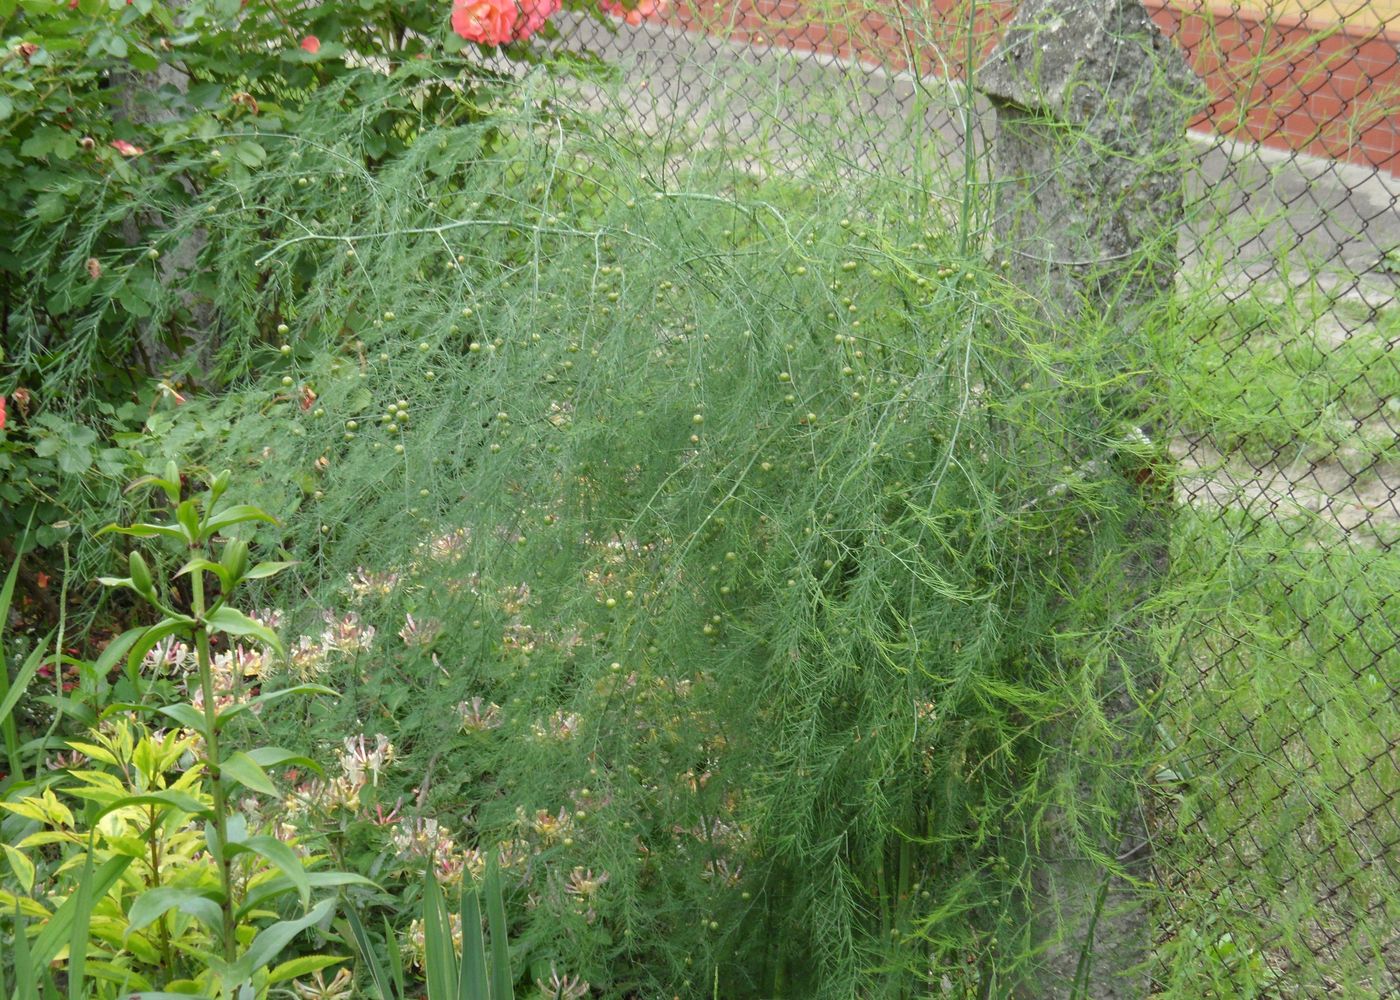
[{"left": 545, "top": 0, "right": 1399, "bottom": 991}]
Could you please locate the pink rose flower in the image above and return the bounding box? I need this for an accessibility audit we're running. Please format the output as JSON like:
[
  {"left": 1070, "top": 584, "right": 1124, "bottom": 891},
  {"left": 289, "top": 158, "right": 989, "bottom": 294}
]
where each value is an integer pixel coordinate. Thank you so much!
[
  {"left": 300, "top": 35, "right": 321, "bottom": 53},
  {"left": 598, "top": 0, "right": 664, "bottom": 26},
  {"left": 110, "top": 139, "right": 144, "bottom": 157},
  {"left": 516, "top": 0, "right": 561, "bottom": 39},
  {"left": 451, "top": 0, "right": 559, "bottom": 45}
]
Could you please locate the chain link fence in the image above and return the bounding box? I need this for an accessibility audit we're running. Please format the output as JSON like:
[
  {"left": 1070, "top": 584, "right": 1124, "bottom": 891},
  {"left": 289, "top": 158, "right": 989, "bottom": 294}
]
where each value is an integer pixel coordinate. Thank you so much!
[{"left": 536, "top": 1, "right": 1399, "bottom": 992}]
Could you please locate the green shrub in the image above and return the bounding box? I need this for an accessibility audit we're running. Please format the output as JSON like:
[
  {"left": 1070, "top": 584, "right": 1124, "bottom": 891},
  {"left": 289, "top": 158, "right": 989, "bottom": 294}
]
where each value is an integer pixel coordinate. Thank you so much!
[
  {"left": 121, "top": 97, "right": 1170, "bottom": 996},
  {"left": 0, "top": 471, "right": 367, "bottom": 999}
]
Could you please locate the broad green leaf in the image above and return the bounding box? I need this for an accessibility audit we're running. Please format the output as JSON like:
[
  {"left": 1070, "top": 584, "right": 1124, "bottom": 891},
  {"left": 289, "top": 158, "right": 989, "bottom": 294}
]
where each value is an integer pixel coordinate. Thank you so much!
[
  {"left": 220, "top": 751, "right": 278, "bottom": 796},
  {"left": 0, "top": 889, "right": 50, "bottom": 920},
  {"left": 125, "top": 885, "right": 223, "bottom": 937},
  {"left": 225, "top": 835, "right": 309, "bottom": 907},
  {"left": 67, "top": 850, "right": 97, "bottom": 1000},
  {"left": 156, "top": 702, "right": 208, "bottom": 735},
  {"left": 340, "top": 905, "right": 394, "bottom": 1000},
  {"left": 175, "top": 500, "right": 201, "bottom": 541},
  {"left": 239, "top": 871, "right": 376, "bottom": 920},
  {"left": 96, "top": 522, "right": 188, "bottom": 542},
  {"left": 175, "top": 557, "right": 233, "bottom": 592},
  {"left": 243, "top": 896, "right": 335, "bottom": 973},
  {"left": 215, "top": 684, "right": 336, "bottom": 729},
  {"left": 233, "top": 140, "right": 267, "bottom": 169},
  {"left": 266, "top": 954, "right": 347, "bottom": 985},
  {"left": 0, "top": 641, "right": 49, "bottom": 737},
  {"left": 241, "top": 560, "right": 296, "bottom": 580},
  {"left": 459, "top": 886, "right": 488, "bottom": 1000},
  {"left": 244, "top": 745, "right": 322, "bottom": 774},
  {"left": 123, "top": 473, "right": 181, "bottom": 504},
  {"left": 7, "top": 903, "right": 42, "bottom": 1000},
  {"left": 204, "top": 606, "right": 283, "bottom": 653},
  {"left": 91, "top": 627, "right": 145, "bottom": 680},
  {"left": 2, "top": 844, "right": 35, "bottom": 893},
  {"left": 205, "top": 503, "right": 278, "bottom": 533},
  {"left": 0, "top": 799, "right": 54, "bottom": 824},
  {"left": 0, "top": 547, "right": 29, "bottom": 779},
  {"left": 95, "top": 790, "right": 213, "bottom": 822},
  {"left": 485, "top": 852, "right": 513, "bottom": 999}
]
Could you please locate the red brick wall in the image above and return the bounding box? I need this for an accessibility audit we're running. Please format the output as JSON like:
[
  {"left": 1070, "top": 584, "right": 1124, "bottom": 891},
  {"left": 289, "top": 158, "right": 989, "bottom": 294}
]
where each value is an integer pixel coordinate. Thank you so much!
[
  {"left": 648, "top": 1, "right": 1399, "bottom": 174},
  {"left": 1147, "top": 2, "right": 1399, "bottom": 173}
]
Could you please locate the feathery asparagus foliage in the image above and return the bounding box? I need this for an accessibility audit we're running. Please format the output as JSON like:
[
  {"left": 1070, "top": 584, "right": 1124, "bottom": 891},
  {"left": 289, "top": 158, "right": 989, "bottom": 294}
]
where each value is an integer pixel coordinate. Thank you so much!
[{"left": 86, "top": 77, "right": 1172, "bottom": 996}]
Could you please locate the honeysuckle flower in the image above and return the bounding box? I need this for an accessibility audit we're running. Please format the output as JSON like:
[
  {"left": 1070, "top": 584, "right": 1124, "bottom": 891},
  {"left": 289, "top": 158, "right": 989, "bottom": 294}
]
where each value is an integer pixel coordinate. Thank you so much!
[
  {"left": 372, "top": 799, "right": 404, "bottom": 827},
  {"left": 289, "top": 635, "right": 329, "bottom": 679},
  {"left": 347, "top": 566, "right": 400, "bottom": 599},
  {"left": 532, "top": 710, "right": 581, "bottom": 741},
  {"left": 420, "top": 527, "right": 470, "bottom": 562},
  {"left": 500, "top": 582, "right": 531, "bottom": 613},
  {"left": 321, "top": 610, "right": 375, "bottom": 653},
  {"left": 142, "top": 638, "right": 195, "bottom": 676},
  {"left": 460, "top": 847, "right": 489, "bottom": 882},
  {"left": 564, "top": 867, "right": 608, "bottom": 899},
  {"left": 339, "top": 733, "right": 395, "bottom": 787},
  {"left": 341, "top": 728, "right": 397, "bottom": 784},
  {"left": 206, "top": 645, "right": 265, "bottom": 694},
  {"left": 536, "top": 968, "right": 589, "bottom": 1000},
  {"left": 398, "top": 613, "right": 441, "bottom": 647},
  {"left": 392, "top": 815, "right": 456, "bottom": 865},
  {"left": 405, "top": 912, "right": 462, "bottom": 966},
  {"left": 458, "top": 696, "right": 503, "bottom": 732},
  {"left": 250, "top": 607, "right": 285, "bottom": 631},
  {"left": 292, "top": 967, "right": 352, "bottom": 1000},
  {"left": 528, "top": 806, "right": 574, "bottom": 845},
  {"left": 502, "top": 622, "right": 537, "bottom": 652}
]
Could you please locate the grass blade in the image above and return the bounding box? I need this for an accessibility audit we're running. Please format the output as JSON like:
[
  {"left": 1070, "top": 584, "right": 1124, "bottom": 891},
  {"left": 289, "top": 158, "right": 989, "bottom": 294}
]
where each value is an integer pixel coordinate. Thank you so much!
[
  {"left": 0, "top": 546, "right": 30, "bottom": 782},
  {"left": 8, "top": 903, "right": 43, "bottom": 1000},
  {"left": 67, "top": 845, "right": 99, "bottom": 1000},
  {"left": 341, "top": 904, "right": 396, "bottom": 1000},
  {"left": 458, "top": 887, "right": 487, "bottom": 1000},
  {"left": 31, "top": 855, "right": 132, "bottom": 969},
  {"left": 484, "top": 852, "right": 512, "bottom": 1000},
  {"left": 385, "top": 915, "right": 406, "bottom": 1000},
  {"left": 0, "top": 642, "right": 49, "bottom": 744},
  {"left": 422, "top": 873, "right": 456, "bottom": 1000}
]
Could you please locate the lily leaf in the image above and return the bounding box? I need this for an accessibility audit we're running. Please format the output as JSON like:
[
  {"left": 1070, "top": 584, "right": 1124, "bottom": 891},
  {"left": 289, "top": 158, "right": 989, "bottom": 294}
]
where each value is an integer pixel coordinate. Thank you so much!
[
  {"left": 220, "top": 751, "right": 278, "bottom": 797},
  {"left": 226, "top": 835, "right": 310, "bottom": 907},
  {"left": 126, "top": 886, "right": 223, "bottom": 937},
  {"left": 204, "top": 607, "right": 283, "bottom": 654},
  {"left": 205, "top": 504, "right": 279, "bottom": 534}
]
